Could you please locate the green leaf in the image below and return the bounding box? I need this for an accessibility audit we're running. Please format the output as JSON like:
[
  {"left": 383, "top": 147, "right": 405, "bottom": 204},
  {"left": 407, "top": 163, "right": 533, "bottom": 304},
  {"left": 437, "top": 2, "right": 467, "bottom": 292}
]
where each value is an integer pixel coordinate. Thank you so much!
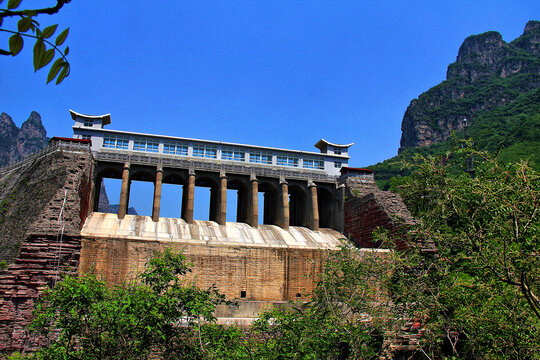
[
  {"left": 56, "top": 64, "right": 69, "bottom": 85},
  {"left": 55, "top": 28, "right": 69, "bottom": 46},
  {"left": 7, "top": 0, "right": 22, "bottom": 10},
  {"left": 33, "top": 39, "right": 46, "bottom": 71},
  {"left": 47, "top": 58, "right": 63, "bottom": 84},
  {"left": 42, "top": 24, "right": 58, "bottom": 39},
  {"left": 17, "top": 17, "right": 32, "bottom": 33},
  {"left": 64, "top": 46, "right": 69, "bottom": 56},
  {"left": 8, "top": 33, "right": 23, "bottom": 56},
  {"left": 38, "top": 49, "right": 55, "bottom": 70}
]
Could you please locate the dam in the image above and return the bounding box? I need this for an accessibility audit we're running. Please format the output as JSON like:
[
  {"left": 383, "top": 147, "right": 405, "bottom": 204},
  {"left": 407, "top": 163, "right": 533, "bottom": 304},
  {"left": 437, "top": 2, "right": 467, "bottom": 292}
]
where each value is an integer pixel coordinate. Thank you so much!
[
  {"left": 70, "top": 109, "right": 352, "bottom": 319},
  {"left": 0, "top": 110, "right": 414, "bottom": 351}
]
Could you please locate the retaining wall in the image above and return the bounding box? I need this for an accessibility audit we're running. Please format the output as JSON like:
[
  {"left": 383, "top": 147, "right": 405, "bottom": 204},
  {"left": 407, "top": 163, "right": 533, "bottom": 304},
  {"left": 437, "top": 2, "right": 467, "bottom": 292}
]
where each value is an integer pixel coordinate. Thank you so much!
[{"left": 0, "top": 149, "right": 93, "bottom": 352}]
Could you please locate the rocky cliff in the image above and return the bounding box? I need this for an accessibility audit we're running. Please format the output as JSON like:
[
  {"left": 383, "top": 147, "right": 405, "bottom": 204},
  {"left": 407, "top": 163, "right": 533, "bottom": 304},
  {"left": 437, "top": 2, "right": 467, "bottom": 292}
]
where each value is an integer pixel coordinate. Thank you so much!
[
  {"left": 399, "top": 20, "right": 540, "bottom": 151},
  {"left": 0, "top": 112, "right": 48, "bottom": 166}
]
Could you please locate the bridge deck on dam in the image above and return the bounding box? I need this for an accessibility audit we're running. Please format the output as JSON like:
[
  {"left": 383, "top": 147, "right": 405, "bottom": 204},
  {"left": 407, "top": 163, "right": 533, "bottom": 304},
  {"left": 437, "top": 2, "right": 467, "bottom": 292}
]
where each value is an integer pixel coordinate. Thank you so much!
[{"left": 81, "top": 212, "right": 345, "bottom": 249}]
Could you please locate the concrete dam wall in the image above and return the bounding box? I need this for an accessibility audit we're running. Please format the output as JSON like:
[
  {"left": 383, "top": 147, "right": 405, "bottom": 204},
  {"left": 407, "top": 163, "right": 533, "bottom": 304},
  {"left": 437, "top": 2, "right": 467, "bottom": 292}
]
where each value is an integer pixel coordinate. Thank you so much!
[{"left": 80, "top": 213, "right": 345, "bottom": 320}]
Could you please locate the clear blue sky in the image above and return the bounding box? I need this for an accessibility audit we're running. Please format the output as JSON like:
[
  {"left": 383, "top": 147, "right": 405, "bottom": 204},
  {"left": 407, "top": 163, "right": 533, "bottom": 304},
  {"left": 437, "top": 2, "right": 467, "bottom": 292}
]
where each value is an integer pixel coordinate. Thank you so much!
[{"left": 1, "top": 1, "right": 538, "bottom": 219}]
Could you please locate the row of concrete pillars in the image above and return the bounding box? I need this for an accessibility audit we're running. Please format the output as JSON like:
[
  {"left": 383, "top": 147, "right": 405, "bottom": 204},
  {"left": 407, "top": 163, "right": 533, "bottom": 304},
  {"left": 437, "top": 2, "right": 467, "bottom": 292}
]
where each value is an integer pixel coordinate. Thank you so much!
[{"left": 113, "top": 162, "right": 321, "bottom": 231}]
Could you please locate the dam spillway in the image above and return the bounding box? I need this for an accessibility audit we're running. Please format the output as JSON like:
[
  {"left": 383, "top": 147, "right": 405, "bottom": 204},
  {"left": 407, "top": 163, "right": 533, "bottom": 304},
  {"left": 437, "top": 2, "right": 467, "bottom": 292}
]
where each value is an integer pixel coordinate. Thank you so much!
[{"left": 81, "top": 212, "right": 344, "bottom": 249}]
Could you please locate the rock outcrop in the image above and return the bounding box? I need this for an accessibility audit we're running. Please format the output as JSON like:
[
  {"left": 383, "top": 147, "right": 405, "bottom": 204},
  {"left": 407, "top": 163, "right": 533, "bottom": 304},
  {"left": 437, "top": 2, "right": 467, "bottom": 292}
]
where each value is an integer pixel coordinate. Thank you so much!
[
  {"left": 399, "top": 20, "right": 540, "bottom": 151},
  {"left": 0, "top": 112, "right": 48, "bottom": 167}
]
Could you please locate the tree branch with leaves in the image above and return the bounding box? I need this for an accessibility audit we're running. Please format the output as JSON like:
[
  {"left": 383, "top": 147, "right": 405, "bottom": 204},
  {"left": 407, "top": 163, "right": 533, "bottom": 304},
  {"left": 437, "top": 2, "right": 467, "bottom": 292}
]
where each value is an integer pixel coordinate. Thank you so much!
[{"left": 0, "top": 0, "right": 71, "bottom": 84}]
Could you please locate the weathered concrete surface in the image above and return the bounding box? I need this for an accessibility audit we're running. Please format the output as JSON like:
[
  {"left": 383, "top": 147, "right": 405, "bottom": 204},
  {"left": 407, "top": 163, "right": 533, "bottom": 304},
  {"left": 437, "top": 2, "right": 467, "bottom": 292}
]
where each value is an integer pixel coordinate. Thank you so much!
[
  {"left": 81, "top": 213, "right": 342, "bottom": 249},
  {"left": 80, "top": 213, "right": 345, "bottom": 316},
  {"left": 0, "top": 148, "right": 94, "bottom": 352}
]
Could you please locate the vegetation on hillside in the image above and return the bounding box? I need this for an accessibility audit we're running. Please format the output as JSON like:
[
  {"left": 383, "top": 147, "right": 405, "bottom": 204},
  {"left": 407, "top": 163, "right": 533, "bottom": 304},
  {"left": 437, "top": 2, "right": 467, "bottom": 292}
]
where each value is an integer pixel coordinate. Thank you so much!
[
  {"left": 370, "top": 86, "right": 539, "bottom": 191},
  {"left": 398, "top": 21, "right": 538, "bottom": 161},
  {"left": 390, "top": 150, "right": 540, "bottom": 359},
  {"left": 416, "top": 71, "right": 539, "bottom": 133}
]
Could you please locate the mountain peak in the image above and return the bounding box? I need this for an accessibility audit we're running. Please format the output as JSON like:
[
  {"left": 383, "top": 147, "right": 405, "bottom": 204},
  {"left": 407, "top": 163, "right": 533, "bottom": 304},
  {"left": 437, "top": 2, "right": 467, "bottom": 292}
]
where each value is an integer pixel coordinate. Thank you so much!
[
  {"left": 0, "top": 113, "right": 18, "bottom": 138},
  {"left": 400, "top": 20, "right": 540, "bottom": 152},
  {"left": 512, "top": 20, "right": 540, "bottom": 56},
  {"left": 455, "top": 31, "right": 504, "bottom": 66},
  {"left": 0, "top": 111, "right": 48, "bottom": 166},
  {"left": 524, "top": 20, "right": 540, "bottom": 33},
  {"left": 20, "top": 111, "right": 47, "bottom": 139}
]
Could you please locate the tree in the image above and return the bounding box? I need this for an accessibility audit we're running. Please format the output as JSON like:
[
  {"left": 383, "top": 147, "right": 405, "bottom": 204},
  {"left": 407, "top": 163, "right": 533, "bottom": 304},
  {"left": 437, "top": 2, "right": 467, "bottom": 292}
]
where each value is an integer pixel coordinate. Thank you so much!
[
  {"left": 387, "top": 148, "right": 540, "bottom": 359},
  {"left": 23, "top": 246, "right": 395, "bottom": 360},
  {"left": 28, "top": 249, "right": 237, "bottom": 359},
  {"left": 0, "top": 0, "right": 71, "bottom": 84}
]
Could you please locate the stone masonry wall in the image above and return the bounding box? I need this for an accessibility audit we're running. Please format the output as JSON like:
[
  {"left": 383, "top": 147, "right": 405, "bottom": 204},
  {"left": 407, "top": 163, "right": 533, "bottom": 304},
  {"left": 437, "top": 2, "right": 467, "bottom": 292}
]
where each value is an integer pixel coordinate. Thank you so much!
[
  {"left": 0, "top": 235, "right": 81, "bottom": 352},
  {"left": 0, "top": 148, "right": 94, "bottom": 353},
  {"left": 342, "top": 174, "right": 416, "bottom": 249},
  {"left": 80, "top": 237, "right": 326, "bottom": 305},
  {"left": 342, "top": 174, "right": 424, "bottom": 358}
]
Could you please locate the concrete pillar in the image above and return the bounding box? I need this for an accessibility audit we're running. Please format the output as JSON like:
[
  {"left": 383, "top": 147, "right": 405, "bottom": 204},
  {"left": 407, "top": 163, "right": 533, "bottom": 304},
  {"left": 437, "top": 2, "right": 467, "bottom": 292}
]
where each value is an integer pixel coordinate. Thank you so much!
[
  {"left": 92, "top": 176, "right": 101, "bottom": 212},
  {"left": 217, "top": 173, "right": 227, "bottom": 225},
  {"left": 279, "top": 179, "right": 289, "bottom": 230},
  {"left": 88, "top": 162, "right": 96, "bottom": 214},
  {"left": 263, "top": 192, "right": 270, "bottom": 225},
  {"left": 184, "top": 171, "right": 195, "bottom": 224},
  {"left": 308, "top": 182, "right": 319, "bottom": 231},
  {"left": 118, "top": 162, "right": 130, "bottom": 219},
  {"left": 236, "top": 191, "right": 244, "bottom": 223},
  {"left": 335, "top": 184, "right": 345, "bottom": 233},
  {"left": 249, "top": 176, "right": 258, "bottom": 227},
  {"left": 152, "top": 164, "right": 163, "bottom": 222},
  {"left": 209, "top": 187, "right": 218, "bottom": 222},
  {"left": 126, "top": 180, "right": 132, "bottom": 212}
]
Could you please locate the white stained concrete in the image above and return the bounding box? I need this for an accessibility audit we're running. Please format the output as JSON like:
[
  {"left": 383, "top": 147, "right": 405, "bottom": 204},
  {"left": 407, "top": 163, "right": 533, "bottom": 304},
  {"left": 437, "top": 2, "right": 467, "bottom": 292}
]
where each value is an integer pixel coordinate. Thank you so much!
[{"left": 81, "top": 212, "right": 346, "bottom": 250}]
